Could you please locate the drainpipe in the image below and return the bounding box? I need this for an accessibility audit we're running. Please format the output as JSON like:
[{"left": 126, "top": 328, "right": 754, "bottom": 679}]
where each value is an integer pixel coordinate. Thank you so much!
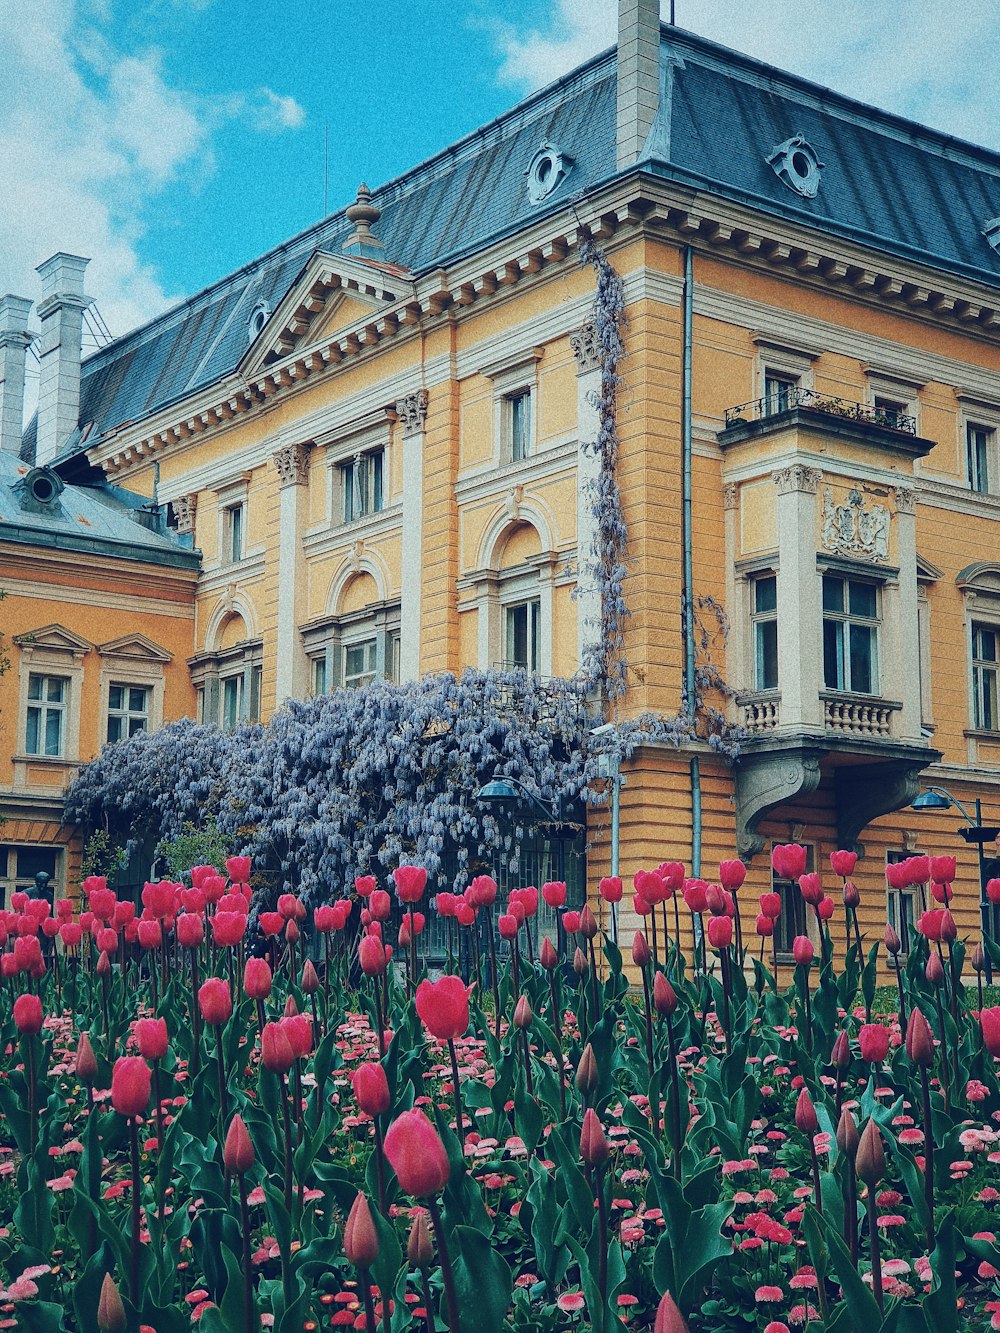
[{"left": 682, "top": 244, "right": 701, "bottom": 877}]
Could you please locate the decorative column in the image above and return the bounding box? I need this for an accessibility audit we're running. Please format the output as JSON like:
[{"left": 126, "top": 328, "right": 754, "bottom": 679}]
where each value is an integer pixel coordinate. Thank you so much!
[
  {"left": 772, "top": 464, "right": 823, "bottom": 732},
  {"left": 273, "top": 440, "right": 311, "bottom": 704},
  {"left": 571, "top": 322, "right": 602, "bottom": 670},
  {"left": 892, "top": 484, "right": 922, "bottom": 741},
  {"left": 396, "top": 390, "right": 428, "bottom": 682}
]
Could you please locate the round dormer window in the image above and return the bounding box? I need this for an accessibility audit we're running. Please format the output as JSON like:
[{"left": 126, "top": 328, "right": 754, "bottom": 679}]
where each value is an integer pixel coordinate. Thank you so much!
[
  {"left": 247, "top": 300, "right": 270, "bottom": 342},
  {"left": 526, "top": 142, "right": 572, "bottom": 205},
  {"left": 30, "top": 472, "right": 56, "bottom": 503},
  {"left": 767, "top": 134, "right": 823, "bottom": 199}
]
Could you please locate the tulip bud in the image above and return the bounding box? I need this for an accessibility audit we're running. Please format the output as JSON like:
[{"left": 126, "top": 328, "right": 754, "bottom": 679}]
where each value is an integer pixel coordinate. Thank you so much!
[
  {"left": 575, "top": 1042, "right": 599, "bottom": 1095},
  {"left": 580, "top": 1106, "right": 611, "bottom": 1166},
  {"left": 654, "top": 1289, "right": 690, "bottom": 1333},
  {"left": 243, "top": 957, "right": 272, "bottom": 1001},
  {"left": 831, "top": 1030, "right": 850, "bottom": 1070},
  {"left": 843, "top": 881, "right": 861, "bottom": 909},
  {"left": 856, "top": 1117, "right": 885, "bottom": 1186},
  {"left": 792, "top": 936, "right": 814, "bottom": 966},
  {"left": 539, "top": 935, "right": 558, "bottom": 971},
  {"left": 283, "top": 994, "right": 298, "bottom": 1019},
  {"left": 632, "top": 931, "right": 651, "bottom": 968},
  {"left": 905, "top": 1007, "right": 935, "bottom": 1068},
  {"left": 344, "top": 1191, "right": 380, "bottom": 1268},
  {"left": 573, "top": 946, "right": 589, "bottom": 977},
  {"left": 925, "top": 951, "right": 944, "bottom": 985},
  {"left": 972, "top": 942, "right": 986, "bottom": 974},
  {"left": 408, "top": 1212, "right": 435, "bottom": 1267},
  {"left": 382, "top": 1109, "right": 451, "bottom": 1196},
  {"left": 836, "top": 1106, "right": 859, "bottom": 1160},
  {"left": 261, "top": 1021, "right": 296, "bottom": 1075},
  {"left": 579, "top": 904, "right": 599, "bottom": 940},
  {"left": 939, "top": 910, "right": 957, "bottom": 944},
  {"left": 653, "top": 971, "right": 678, "bottom": 1017},
  {"left": 223, "top": 1114, "right": 255, "bottom": 1175},
  {"left": 794, "top": 1087, "right": 818, "bottom": 1136},
  {"left": 76, "top": 1032, "right": 98, "bottom": 1085},
  {"left": 301, "top": 959, "right": 320, "bottom": 995},
  {"left": 883, "top": 923, "right": 901, "bottom": 955},
  {"left": 97, "top": 1273, "right": 126, "bottom": 1332},
  {"left": 96, "top": 950, "right": 112, "bottom": 977},
  {"left": 513, "top": 995, "right": 533, "bottom": 1029}
]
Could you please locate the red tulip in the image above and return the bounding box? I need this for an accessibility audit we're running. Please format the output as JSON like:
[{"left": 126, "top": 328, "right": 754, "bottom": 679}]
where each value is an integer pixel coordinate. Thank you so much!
[
  {"left": 579, "top": 904, "right": 599, "bottom": 940},
  {"left": 358, "top": 934, "right": 388, "bottom": 976},
  {"left": 13, "top": 993, "right": 43, "bottom": 1035},
  {"left": 562, "top": 910, "right": 581, "bottom": 934},
  {"left": 498, "top": 914, "right": 518, "bottom": 940},
  {"left": 632, "top": 931, "right": 651, "bottom": 968},
  {"left": 211, "top": 912, "right": 247, "bottom": 947},
  {"left": 794, "top": 1087, "right": 818, "bottom": 1135},
  {"left": 59, "top": 922, "right": 83, "bottom": 948},
  {"left": 856, "top": 1118, "right": 885, "bottom": 1185},
  {"left": 654, "top": 1290, "right": 689, "bottom": 1333},
  {"left": 718, "top": 859, "right": 747, "bottom": 891},
  {"left": 817, "top": 896, "right": 835, "bottom": 921},
  {"left": 226, "top": 856, "right": 252, "bottom": 884},
  {"left": 653, "top": 972, "right": 677, "bottom": 1016},
  {"left": 281, "top": 1014, "right": 312, "bottom": 1060},
  {"left": 830, "top": 849, "right": 857, "bottom": 877},
  {"left": 858, "top": 1023, "right": 890, "bottom": 1064},
  {"left": 198, "top": 978, "right": 232, "bottom": 1026},
  {"left": 987, "top": 879, "right": 1000, "bottom": 906},
  {"left": 772, "top": 843, "right": 807, "bottom": 879},
  {"left": 134, "top": 1017, "right": 168, "bottom": 1061},
  {"left": 76, "top": 1033, "right": 98, "bottom": 1084},
  {"left": 706, "top": 916, "right": 732, "bottom": 950},
  {"left": 344, "top": 1191, "right": 380, "bottom": 1268},
  {"left": 918, "top": 910, "right": 945, "bottom": 942},
  {"left": 111, "top": 1056, "right": 151, "bottom": 1119},
  {"left": 383, "top": 1109, "right": 451, "bottom": 1196},
  {"left": 513, "top": 995, "right": 533, "bottom": 1029},
  {"left": 352, "top": 1062, "right": 391, "bottom": 1116},
  {"left": 930, "top": 855, "right": 955, "bottom": 885},
  {"left": 97, "top": 927, "right": 120, "bottom": 956},
  {"left": 884, "top": 922, "right": 901, "bottom": 954},
  {"left": 175, "top": 913, "right": 204, "bottom": 949},
  {"left": 540, "top": 936, "right": 558, "bottom": 971},
  {"left": 415, "top": 975, "right": 471, "bottom": 1041},
  {"left": 792, "top": 936, "right": 814, "bottom": 966},
  {"left": 759, "top": 892, "right": 782, "bottom": 920},
  {"left": 580, "top": 1107, "right": 610, "bottom": 1166},
  {"left": 939, "top": 910, "right": 957, "bottom": 943},
  {"left": 223, "top": 1114, "right": 255, "bottom": 1174},
  {"left": 259, "top": 911, "right": 283, "bottom": 937},
  {"left": 261, "top": 1021, "right": 295, "bottom": 1074},
  {"left": 98, "top": 1273, "right": 126, "bottom": 1333},
  {"left": 243, "top": 957, "right": 272, "bottom": 1001},
  {"left": 542, "top": 881, "right": 567, "bottom": 908},
  {"left": 981, "top": 1007, "right": 1000, "bottom": 1057},
  {"left": 905, "top": 1008, "right": 935, "bottom": 1067},
  {"left": 354, "top": 875, "right": 376, "bottom": 898},
  {"left": 831, "top": 1030, "right": 850, "bottom": 1069},
  {"left": 455, "top": 903, "right": 475, "bottom": 927},
  {"left": 598, "top": 877, "right": 623, "bottom": 904},
  {"left": 301, "top": 959, "right": 320, "bottom": 995},
  {"left": 755, "top": 913, "right": 773, "bottom": 938},
  {"left": 137, "top": 919, "right": 161, "bottom": 950},
  {"left": 469, "top": 875, "right": 497, "bottom": 907},
  {"left": 369, "top": 890, "right": 391, "bottom": 921},
  {"left": 393, "top": 865, "right": 427, "bottom": 904},
  {"left": 683, "top": 879, "right": 708, "bottom": 913},
  {"left": 798, "top": 873, "right": 823, "bottom": 906}
]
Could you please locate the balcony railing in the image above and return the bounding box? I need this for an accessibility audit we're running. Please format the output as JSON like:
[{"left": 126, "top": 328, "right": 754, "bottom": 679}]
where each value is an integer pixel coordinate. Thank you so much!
[
  {"left": 739, "top": 693, "right": 781, "bottom": 732},
  {"left": 724, "top": 388, "right": 917, "bottom": 436},
  {"left": 821, "top": 693, "right": 901, "bottom": 737}
]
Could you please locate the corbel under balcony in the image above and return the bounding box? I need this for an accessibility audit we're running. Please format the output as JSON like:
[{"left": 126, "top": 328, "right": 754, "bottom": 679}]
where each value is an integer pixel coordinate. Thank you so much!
[{"left": 734, "top": 732, "right": 941, "bottom": 861}]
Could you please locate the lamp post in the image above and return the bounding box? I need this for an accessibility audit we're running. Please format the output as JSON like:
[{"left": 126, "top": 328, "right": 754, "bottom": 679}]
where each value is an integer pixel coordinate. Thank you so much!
[{"left": 911, "top": 785, "right": 999, "bottom": 982}]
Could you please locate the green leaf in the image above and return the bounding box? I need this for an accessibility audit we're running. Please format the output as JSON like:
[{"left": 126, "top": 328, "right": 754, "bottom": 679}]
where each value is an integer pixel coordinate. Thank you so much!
[
  {"left": 452, "top": 1224, "right": 513, "bottom": 1333},
  {"left": 812, "top": 1207, "right": 881, "bottom": 1331}
]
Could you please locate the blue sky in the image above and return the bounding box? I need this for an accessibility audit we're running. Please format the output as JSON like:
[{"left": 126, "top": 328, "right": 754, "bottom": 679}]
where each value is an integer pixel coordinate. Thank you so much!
[{"left": 3, "top": 0, "right": 1000, "bottom": 344}]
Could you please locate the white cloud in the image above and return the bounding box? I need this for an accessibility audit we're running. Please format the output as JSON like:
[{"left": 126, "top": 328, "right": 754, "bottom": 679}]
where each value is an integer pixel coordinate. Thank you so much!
[
  {"left": 0, "top": 0, "right": 305, "bottom": 347},
  {"left": 492, "top": 0, "right": 1000, "bottom": 152}
]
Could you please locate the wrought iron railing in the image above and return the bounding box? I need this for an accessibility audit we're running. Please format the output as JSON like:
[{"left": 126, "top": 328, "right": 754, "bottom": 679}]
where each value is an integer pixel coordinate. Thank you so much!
[{"left": 724, "top": 388, "right": 917, "bottom": 435}]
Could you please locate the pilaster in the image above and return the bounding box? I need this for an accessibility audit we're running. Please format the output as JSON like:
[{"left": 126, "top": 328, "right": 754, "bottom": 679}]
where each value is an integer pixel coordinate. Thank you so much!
[
  {"left": 892, "top": 484, "right": 922, "bottom": 741},
  {"left": 273, "top": 440, "right": 311, "bottom": 703},
  {"left": 572, "top": 323, "right": 602, "bottom": 669},
  {"left": 772, "top": 464, "right": 823, "bottom": 731},
  {"left": 397, "top": 390, "right": 428, "bottom": 681}
]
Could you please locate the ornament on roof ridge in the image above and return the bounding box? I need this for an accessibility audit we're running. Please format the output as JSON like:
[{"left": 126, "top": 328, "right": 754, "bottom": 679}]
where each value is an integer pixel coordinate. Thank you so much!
[{"left": 343, "top": 183, "right": 384, "bottom": 255}]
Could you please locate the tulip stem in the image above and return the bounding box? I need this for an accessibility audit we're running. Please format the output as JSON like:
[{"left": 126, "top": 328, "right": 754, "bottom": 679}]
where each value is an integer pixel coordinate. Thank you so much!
[
  {"left": 25, "top": 1037, "right": 37, "bottom": 1156},
  {"left": 237, "top": 1173, "right": 258, "bottom": 1333},
  {"left": 279, "top": 1071, "right": 293, "bottom": 1215},
  {"left": 639, "top": 965, "right": 655, "bottom": 1126},
  {"left": 128, "top": 1117, "right": 141, "bottom": 1306},
  {"left": 595, "top": 1164, "right": 608, "bottom": 1315},
  {"left": 808, "top": 1134, "right": 823, "bottom": 1215},
  {"left": 427, "top": 1197, "right": 461, "bottom": 1333},
  {"left": 587, "top": 935, "right": 600, "bottom": 1018},
  {"left": 920, "top": 1068, "right": 936, "bottom": 1254},
  {"left": 216, "top": 1030, "right": 229, "bottom": 1128},
  {"left": 665, "top": 1013, "right": 682, "bottom": 1181},
  {"left": 419, "top": 1267, "right": 437, "bottom": 1333},
  {"left": 373, "top": 1119, "right": 388, "bottom": 1216},
  {"left": 894, "top": 956, "right": 908, "bottom": 1035},
  {"left": 866, "top": 1187, "right": 883, "bottom": 1311},
  {"left": 447, "top": 1038, "right": 465, "bottom": 1148},
  {"left": 360, "top": 1269, "right": 378, "bottom": 1333},
  {"left": 547, "top": 971, "right": 567, "bottom": 1120},
  {"left": 844, "top": 1167, "right": 858, "bottom": 1265},
  {"left": 190, "top": 952, "right": 201, "bottom": 1078}
]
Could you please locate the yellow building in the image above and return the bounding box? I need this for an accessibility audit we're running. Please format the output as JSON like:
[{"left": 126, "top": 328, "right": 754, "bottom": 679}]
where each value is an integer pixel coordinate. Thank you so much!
[{"left": 9, "top": 2, "right": 1000, "bottom": 971}]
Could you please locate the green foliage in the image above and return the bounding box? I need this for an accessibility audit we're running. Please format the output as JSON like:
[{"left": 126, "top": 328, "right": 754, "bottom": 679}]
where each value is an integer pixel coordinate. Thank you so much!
[
  {"left": 155, "top": 818, "right": 231, "bottom": 880},
  {"left": 79, "top": 828, "right": 128, "bottom": 884}
]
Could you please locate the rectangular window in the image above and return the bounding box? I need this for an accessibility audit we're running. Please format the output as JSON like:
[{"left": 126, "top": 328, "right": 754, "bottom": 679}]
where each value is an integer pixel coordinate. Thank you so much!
[
  {"left": 973, "top": 622, "right": 1000, "bottom": 730},
  {"left": 505, "top": 599, "right": 541, "bottom": 671},
  {"left": 249, "top": 665, "right": 262, "bottom": 722},
  {"left": 873, "top": 395, "right": 908, "bottom": 431},
  {"left": 343, "top": 639, "right": 377, "bottom": 689},
  {"left": 0, "top": 844, "right": 59, "bottom": 908},
  {"left": 221, "top": 675, "right": 243, "bottom": 728},
  {"left": 225, "top": 503, "right": 245, "bottom": 563},
  {"left": 509, "top": 390, "right": 532, "bottom": 462},
  {"left": 764, "top": 371, "right": 797, "bottom": 415},
  {"left": 107, "top": 684, "right": 150, "bottom": 743},
  {"left": 313, "top": 656, "right": 327, "bottom": 696},
  {"left": 822, "top": 575, "right": 879, "bottom": 695},
  {"left": 968, "top": 423, "right": 992, "bottom": 494},
  {"left": 388, "top": 633, "right": 401, "bottom": 684},
  {"left": 25, "top": 674, "right": 67, "bottom": 756},
  {"left": 342, "top": 450, "right": 385, "bottom": 523},
  {"left": 751, "top": 574, "right": 778, "bottom": 691},
  {"left": 771, "top": 844, "right": 813, "bottom": 957}
]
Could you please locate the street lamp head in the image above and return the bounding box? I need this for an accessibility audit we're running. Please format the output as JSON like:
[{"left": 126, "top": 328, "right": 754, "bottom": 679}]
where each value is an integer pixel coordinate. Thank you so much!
[
  {"left": 911, "top": 789, "right": 951, "bottom": 811},
  {"left": 477, "top": 777, "right": 520, "bottom": 806}
]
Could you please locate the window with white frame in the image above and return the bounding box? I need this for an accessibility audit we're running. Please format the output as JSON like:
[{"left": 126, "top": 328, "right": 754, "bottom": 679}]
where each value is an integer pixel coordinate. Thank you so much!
[
  {"left": 312, "top": 656, "right": 328, "bottom": 696},
  {"left": 972, "top": 621, "right": 1000, "bottom": 731},
  {"left": 507, "top": 389, "right": 532, "bottom": 463},
  {"left": 107, "top": 684, "right": 150, "bottom": 743},
  {"left": 302, "top": 603, "right": 401, "bottom": 693},
  {"left": 771, "top": 843, "right": 813, "bottom": 957},
  {"left": 751, "top": 574, "right": 778, "bottom": 691},
  {"left": 343, "top": 638, "right": 377, "bottom": 689},
  {"left": 341, "top": 449, "right": 384, "bottom": 523},
  {"left": 822, "top": 574, "right": 879, "bottom": 695},
  {"left": 221, "top": 674, "right": 243, "bottom": 729},
  {"left": 224, "top": 502, "right": 245, "bottom": 563},
  {"left": 886, "top": 850, "right": 919, "bottom": 959},
  {"left": 504, "top": 598, "right": 541, "bottom": 672},
  {"left": 967, "top": 423, "right": 993, "bottom": 494},
  {"left": 26, "top": 674, "right": 68, "bottom": 756},
  {"left": 0, "top": 844, "right": 59, "bottom": 909}
]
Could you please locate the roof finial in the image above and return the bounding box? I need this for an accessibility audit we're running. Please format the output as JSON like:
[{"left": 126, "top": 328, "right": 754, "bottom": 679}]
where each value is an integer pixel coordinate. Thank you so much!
[{"left": 343, "top": 183, "right": 384, "bottom": 255}]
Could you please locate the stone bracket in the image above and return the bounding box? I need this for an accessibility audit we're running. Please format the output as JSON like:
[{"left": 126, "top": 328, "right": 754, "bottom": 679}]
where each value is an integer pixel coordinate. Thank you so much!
[
  {"left": 734, "top": 745, "right": 824, "bottom": 859},
  {"left": 834, "top": 758, "right": 933, "bottom": 856}
]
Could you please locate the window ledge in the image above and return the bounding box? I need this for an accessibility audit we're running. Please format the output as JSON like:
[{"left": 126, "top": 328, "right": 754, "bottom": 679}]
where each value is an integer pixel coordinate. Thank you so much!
[
  {"left": 12, "top": 754, "right": 78, "bottom": 768},
  {"left": 965, "top": 728, "right": 1000, "bottom": 741}
]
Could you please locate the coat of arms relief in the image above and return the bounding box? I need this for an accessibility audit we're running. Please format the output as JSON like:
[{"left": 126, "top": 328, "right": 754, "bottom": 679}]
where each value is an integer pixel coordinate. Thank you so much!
[{"left": 820, "top": 487, "right": 890, "bottom": 562}]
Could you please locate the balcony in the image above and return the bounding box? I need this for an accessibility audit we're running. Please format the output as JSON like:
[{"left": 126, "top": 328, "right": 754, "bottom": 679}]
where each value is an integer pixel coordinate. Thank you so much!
[
  {"left": 725, "top": 387, "right": 917, "bottom": 435},
  {"left": 719, "top": 389, "right": 933, "bottom": 460},
  {"left": 821, "top": 692, "right": 901, "bottom": 737},
  {"left": 739, "top": 692, "right": 781, "bottom": 733}
]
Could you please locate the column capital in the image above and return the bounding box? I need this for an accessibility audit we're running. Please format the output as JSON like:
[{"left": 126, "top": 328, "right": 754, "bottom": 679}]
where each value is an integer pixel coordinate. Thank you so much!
[
  {"left": 772, "top": 463, "right": 822, "bottom": 495},
  {"left": 722, "top": 482, "right": 739, "bottom": 511},
  {"left": 172, "top": 493, "right": 197, "bottom": 534},
  {"left": 273, "top": 440, "right": 311, "bottom": 487},
  {"left": 894, "top": 484, "right": 917, "bottom": 514},
  {"left": 394, "top": 389, "right": 428, "bottom": 435},
  {"left": 570, "top": 321, "right": 601, "bottom": 374}
]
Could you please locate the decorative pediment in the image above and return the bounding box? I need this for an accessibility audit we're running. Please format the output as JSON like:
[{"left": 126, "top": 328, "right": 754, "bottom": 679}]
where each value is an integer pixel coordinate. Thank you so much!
[
  {"left": 240, "top": 250, "right": 408, "bottom": 375},
  {"left": 97, "top": 633, "right": 173, "bottom": 663},
  {"left": 13, "top": 624, "right": 93, "bottom": 657}
]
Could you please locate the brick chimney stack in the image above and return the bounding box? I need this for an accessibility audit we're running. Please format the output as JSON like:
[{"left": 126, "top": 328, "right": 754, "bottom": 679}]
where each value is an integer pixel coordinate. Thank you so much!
[
  {"left": 0, "top": 295, "right": 33, "bottom": 457},
  {"left": 617, "top": 0, "right": 661, "bottom": 171},
  {"left": 35, "top": 253, "right": 91, "bottom": 466}
]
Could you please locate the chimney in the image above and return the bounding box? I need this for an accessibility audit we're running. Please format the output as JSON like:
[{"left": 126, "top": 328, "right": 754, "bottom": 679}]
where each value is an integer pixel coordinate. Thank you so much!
[
  {"left": 617, "top": 0, "right": 661, "bottom": 171},
  {"left": 35, "top": 253, "right": 91, "bottom": 466},
  {"left": 0, "top": 295, "right": 33, "bottom": 457}
]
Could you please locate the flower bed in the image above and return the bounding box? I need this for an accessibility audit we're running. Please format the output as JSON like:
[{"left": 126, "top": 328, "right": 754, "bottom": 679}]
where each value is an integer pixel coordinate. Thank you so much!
[{"left": 1, "top": 851, "right": 999, "bottom": 1331}]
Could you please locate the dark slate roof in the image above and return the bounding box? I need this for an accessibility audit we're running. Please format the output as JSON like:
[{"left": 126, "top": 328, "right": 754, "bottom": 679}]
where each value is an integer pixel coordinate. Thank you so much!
[
  {"left": 63, "top": 50, "right": 618, "bottom": 453},
  {"left": 47, "top": 26, "right": 1000, "bottom": 464},
  {"left": 658, "top": 28, "right": 1000, "bottom": 284},
  {"left": 0, "top": 452, "right": 199, "bottom": 568}
]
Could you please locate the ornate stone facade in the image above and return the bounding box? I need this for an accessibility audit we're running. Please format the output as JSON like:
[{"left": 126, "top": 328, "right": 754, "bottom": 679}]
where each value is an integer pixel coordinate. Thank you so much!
[
  {"left": 570, "top": 322, "right": 601, "bottom": 374},
  {"left": 394, "top": 389, "right": 428, "bottom": 436},
  {"left": 821, "top": 486, "right": 890, "bottom": 563},
  {"left": 172, "top": 494, "right": 197, "bottom": 534},
  {"left": 772, "top": 464, "right": 822, "bottom": 495}
]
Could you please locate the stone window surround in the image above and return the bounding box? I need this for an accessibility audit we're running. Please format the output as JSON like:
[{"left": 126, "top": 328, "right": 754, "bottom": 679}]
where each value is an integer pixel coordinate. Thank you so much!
[
  {"left": 956, "top": 393, "right": 1000, "bottom": 494},
  {"left": 189, "top": 638, "right": 263, "bottom": 726},
  {"left": 458, "top": 552, "right": 557, "bottom": 676},
  {"left": 0, "top": 843, "right": 65, "bottom": 911},
  {"left": 479, "top": 347, "right": 543, "bottom": 468},
  {"left": 863, "top": 366, "right": 925, "bottom": 434},
  {"left": 211, "top": 471, "right": 253, "bottom": 569},
  {"left": 301, "top": 599, "right": 401, "bottom": 692},
  {"left": 96, "top": 638, "right": 171, "bottom": 745},
  {"left": 751, "top": 334, "right": 819, "bottom": 399},
  {"left": 323, "top": 416, "right": 391, "bottom": 530},
  {"left": 12, "top": 631, "right": 87, "bottom": 775}
]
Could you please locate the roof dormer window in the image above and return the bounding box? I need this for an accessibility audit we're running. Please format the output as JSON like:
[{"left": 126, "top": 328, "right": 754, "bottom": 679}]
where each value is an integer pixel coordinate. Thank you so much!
[
  {"left": 526, "top": 142, "right": 571, "bottom": 205},
  {"left": 247, "top": 301, "right": 270, "bottom": 343},
  {"left": 767, "top": 134, "right": 823, "bottom": 199}
]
